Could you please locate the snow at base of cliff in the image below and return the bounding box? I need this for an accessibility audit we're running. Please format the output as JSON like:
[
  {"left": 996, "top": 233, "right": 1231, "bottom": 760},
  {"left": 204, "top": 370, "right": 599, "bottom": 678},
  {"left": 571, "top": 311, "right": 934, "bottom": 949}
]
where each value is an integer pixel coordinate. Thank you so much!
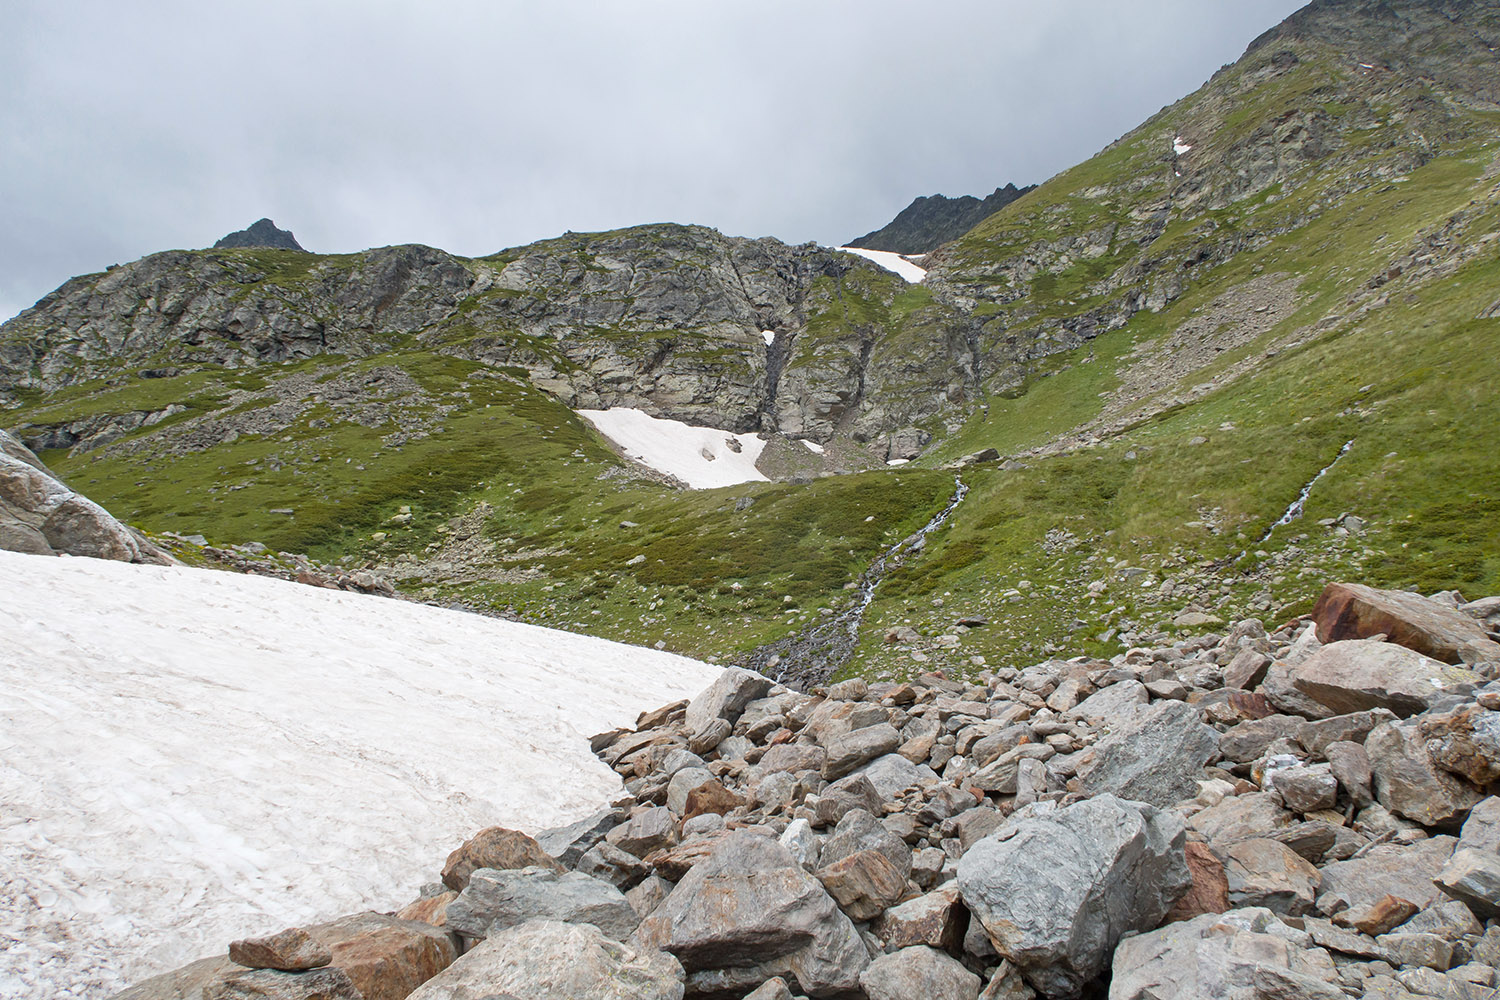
[
  {"left": 0, "top": 551, "right": 720, "bottom": 998},
  {"left": 578, "top": 407, "right": 769, "bottom": 489},
  {"left": 836, "top": 246, "right": 928, "bottom": 283}
]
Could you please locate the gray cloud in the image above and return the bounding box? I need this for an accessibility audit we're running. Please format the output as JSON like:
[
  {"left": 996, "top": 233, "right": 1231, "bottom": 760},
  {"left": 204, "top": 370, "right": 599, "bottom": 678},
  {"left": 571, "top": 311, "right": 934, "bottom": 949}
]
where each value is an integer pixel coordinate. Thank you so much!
[{"left": 0, "top": 0, "right": 1306, "bottom": 321}]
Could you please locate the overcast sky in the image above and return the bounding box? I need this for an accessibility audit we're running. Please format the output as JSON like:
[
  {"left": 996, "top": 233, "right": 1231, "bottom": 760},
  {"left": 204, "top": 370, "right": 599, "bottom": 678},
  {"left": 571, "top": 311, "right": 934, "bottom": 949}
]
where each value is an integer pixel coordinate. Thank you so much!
[{"left": 0, "top": 0, "right": 1307, "bottom": 323}]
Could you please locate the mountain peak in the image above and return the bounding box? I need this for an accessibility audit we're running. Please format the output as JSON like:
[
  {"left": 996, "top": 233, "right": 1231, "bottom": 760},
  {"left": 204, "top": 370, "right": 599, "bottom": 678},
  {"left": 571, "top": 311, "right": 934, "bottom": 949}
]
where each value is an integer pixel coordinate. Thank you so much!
[
  {"left": 212, "top": 218, "right": 307, "bottom": 252},
  {"left": 848, "top": 184, "right": 1035, "bottom": 255}
]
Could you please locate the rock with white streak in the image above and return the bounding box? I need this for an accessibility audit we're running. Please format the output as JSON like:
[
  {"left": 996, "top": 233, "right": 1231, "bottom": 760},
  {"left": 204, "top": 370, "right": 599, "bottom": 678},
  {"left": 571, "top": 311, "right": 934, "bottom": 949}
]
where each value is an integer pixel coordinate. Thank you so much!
[{"left": 1366, "top": 720, "right": 1485, "bottom": 828}]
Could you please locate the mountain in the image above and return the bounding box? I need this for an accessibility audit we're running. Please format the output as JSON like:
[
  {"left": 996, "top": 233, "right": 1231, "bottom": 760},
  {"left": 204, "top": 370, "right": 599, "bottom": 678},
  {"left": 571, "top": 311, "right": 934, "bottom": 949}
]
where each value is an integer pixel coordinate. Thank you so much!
[
  {"left": 213, "top": 218, "right": 307, "bottom": 251},
  {"left": 1, "top": 0, "right": 1497, "bottom": 684},
  {"left": 847, "top": 183, "right": 1035, "bottom": 254}
]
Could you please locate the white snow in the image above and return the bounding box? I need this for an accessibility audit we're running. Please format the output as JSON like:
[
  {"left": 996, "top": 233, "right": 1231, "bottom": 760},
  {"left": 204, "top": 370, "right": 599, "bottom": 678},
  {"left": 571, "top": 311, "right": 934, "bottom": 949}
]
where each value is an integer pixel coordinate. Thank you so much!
[
  {"left": 761, "top": 330, "right": 776, "bottom": 346},
  {"left": 0, "top": 551, "right": 719, "bottom": 997},
  {"left": 836, "top": 247, "right": 927, "bottom": 283},
  {"left": 1173, "top": 135, "right": 1193, "bottom": 156},
  {"left": 886, "top": 458, "right": 910, "bottom": 466},
  {"left": 800, "top": 439, "right": 826, "bottom": 455},
  {"left": 578, "top": 407, "right": 769, "bottom": 489}
]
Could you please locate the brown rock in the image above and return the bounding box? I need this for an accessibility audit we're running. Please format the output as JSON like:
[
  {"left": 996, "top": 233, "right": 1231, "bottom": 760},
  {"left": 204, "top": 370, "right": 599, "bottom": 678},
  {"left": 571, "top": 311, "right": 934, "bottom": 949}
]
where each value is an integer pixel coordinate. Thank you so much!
[
  {"left": 1290, "top": 640, "right": 1483, "bottom": 717},
  {"left": 441, "top": 827, "right": 562, "bottom": 892},
  {"left": 307, "top": 911, "right": 458, "bottom": 1000},
  {"left": 1165, "top": 842, "right": 1229, "bottom": 923},
  {"left": 817, "top": 848, "right": 908, "bottom": 921},
  {"left": 228, "top": 927, "right": 332, "bottom": 971},
  {"left": 645, "top": 830, "right": 732, "bottom": 880},
  {"left": 1221, "top": 838, "right": 1321, "bottom": 916},
  {"left": 682, "top": 781, "right": 743, "bottom": 820},
  {"left": 1352, "top": 895, "right": 1421, "bottom": 937},
  {"left": 636, "top": 699, "right": 689, "bottom": 730},
  {"left": 396, "top": 892, "right": 458, "bottom": 929},
  {"left": 1313, "top": 582, "right": 1500, "bottom": 666},
  {"left": 873, "top": 886, "right": 967, "bottom": 951},
  {"left": 1367, "top": 720, "right": 1485, "bottom": 828},
  {"left": 1224, "top": 649, "right": 1272, "bottom": 690},
  {"left": 1419, "top": 706, "right": 1500, "bottom": 786}
]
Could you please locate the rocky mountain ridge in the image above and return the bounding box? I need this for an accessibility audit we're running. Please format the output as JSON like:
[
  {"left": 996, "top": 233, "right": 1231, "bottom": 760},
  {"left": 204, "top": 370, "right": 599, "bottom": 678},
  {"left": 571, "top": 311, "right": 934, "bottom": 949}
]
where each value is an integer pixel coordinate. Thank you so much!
[
  {"left": 111, "top": 579, "right": 1500, "bottom": 999},
  {"left": 847, "top": 184, "right": 1035, "bottom": 256},
  {"left": 213, "top": 218, "right": 306, "bottom": 252}
]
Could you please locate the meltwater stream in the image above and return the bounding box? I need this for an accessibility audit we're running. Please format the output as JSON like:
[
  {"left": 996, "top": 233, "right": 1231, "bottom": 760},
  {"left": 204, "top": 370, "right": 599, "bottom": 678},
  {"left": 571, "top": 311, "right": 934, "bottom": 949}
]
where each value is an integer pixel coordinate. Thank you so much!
[
  {"left": 747, "top": 475, "right": 970, "bottom": 691},
  {"left": 1220, "top": 439, "right": 1355, "bottom": 569}
]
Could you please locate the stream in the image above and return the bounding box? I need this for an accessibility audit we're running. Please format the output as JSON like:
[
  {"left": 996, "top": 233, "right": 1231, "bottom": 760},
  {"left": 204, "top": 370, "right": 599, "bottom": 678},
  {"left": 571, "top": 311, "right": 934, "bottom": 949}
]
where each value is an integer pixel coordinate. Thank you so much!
[
  {"left": 1220, "top": 438, "right": 1355, "bottom": 569},
  {"left": 745, "top": 474, "right": 970, "bottom": 691}
]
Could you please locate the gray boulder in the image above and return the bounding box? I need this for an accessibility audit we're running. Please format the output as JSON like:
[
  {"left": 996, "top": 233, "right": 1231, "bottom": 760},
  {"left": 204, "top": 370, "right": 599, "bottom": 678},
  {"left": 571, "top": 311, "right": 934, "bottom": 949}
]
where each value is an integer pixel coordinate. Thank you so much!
[
  {"left": 1109, "top": 907, "right": 1343, "bottom": 999},
  {"left": 1458, "top": 796, "right": 1500, "bottom": 853},
  {"left": 1434, "top": 848, "right": 1500, "bottom": 919},
  {"left": 1366, "top": 720, "right": 1485, "bottom": 828},
  {"left": 537, "top": 806, "right": 624, "bottom": 868},
  {"left": 956, "top": 795, "right": 1190, "bottom": 998},
  {"left": 205, "top": 967, "right": 363, "bottom": 1000},
  {"left": 446, "top": 866, "right": 637, "bottom": 942},
  {"left": 1076, "top": 700, "right": 1219, "bottom": 806},
  {"left": 407, "top": 918, "right": 684, "bottom": 1000},
  {"left": 631, "top": 830, "right": 868, "bottom": 997},
  {"left": 1221, "top": 839, "right": 1321, "bottom": 915},
  {"left": 1316, "top": 837, "right": 1457, "bottom": 926},
  {"left": 823, "top": 724, "right": 902, "bottom": 780},
  {"left": 1290, "top": 640, "right": 1483, "bottom": 717},
  {"left": 859, "top": 946, "right": 981, "bottom": 1000},
  {"left": 684, "top": 667, "right": 772, "bottom": 735}
]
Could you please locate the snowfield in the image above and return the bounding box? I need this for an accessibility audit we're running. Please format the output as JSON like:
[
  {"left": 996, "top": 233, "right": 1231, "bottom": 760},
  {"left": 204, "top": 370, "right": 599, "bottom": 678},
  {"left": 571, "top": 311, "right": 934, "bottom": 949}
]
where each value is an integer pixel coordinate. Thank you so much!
[
  {"left": 0, "top": 550, "right": 719, "bottom": 998},
  {"left": 836, "top": 246, "right": 928, "bottom": 283},
  {"left": 578, "top": 407, "right": 769, "bottom": 489}
]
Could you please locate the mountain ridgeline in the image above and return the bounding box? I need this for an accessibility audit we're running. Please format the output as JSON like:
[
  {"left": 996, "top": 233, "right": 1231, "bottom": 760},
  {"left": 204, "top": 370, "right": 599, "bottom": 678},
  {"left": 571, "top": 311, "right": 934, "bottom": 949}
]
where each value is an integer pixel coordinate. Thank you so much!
[
  {"left": 1, "top": 0, "right": 1497, "bottom": 679},
  {"left": 847, "top": 184, "right": 1035, "bottom": 255}
]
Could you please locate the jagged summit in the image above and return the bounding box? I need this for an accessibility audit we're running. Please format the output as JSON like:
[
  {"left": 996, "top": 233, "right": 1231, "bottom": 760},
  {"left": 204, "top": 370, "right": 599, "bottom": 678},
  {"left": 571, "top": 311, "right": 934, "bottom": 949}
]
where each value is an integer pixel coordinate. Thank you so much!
[
  {"left": 212, "top": 218, "right": 307, "bottom": 252},
  {"left": 847, "top": 183, "right": 1034, "bottom": 255}
]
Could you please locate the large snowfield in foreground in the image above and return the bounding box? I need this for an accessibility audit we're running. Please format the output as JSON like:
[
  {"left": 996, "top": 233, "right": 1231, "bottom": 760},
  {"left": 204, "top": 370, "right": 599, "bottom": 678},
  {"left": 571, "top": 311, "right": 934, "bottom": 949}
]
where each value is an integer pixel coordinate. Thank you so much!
[
  {"left": 0, "top": 550, "right": 720, "bottom": 998},
  {"left": 578, "top": 407, "right": 769, "bottom": 489}
]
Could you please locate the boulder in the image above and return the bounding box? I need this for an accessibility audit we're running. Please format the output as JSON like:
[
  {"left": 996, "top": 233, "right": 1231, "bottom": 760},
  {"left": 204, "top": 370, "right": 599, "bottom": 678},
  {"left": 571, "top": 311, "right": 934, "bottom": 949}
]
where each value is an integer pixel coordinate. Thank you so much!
[
  {"left": 685, "top": 667, "right": 772, "bottom": 735},
  {"left": 1366, "top": 720, "right": 1485, "bottom": 828},
  {"left": 606, "top": 806, "right": 680, "bottom": 858},
  {"left": 631, "top": 830, "right": 869, "bottom": 998},
  {"left": 1164, "top": 841, "right": 1229, "bottom": 922},
  {"left": 1266, "top": 763, "right": 1338, "bottom": 814},
  {"left": 853, "top": 753, "right": 933, "bottom": 800},
  {"left": 823, "top": 724, "right": 902, "bottom": 780},
  {"left": 205, "top": 967, "right": 364, "bottom": 1000},
  {"left": 1188, "top": 792, "right": 1293, "bottom": 846},
  {"left": 743, "top": 979, "right": 797, "bottom": 1000},
  {"left": 755, "top": 744, "right": 827, "bottom": 777},
  {"left": 859, "top": 946, "right": 981, "bottom": 1000},
  {"left": 1420, "top": 706, "right": 1500, "bottom": 786},
  {"left": 1068, "top": 680, "right": 1149, "bottom": 725},
  {"left": 1075, "top": 700, "right": 1219, "bottom": 807},
  {"left": 228, "top": 927, "right": 332, "bottom": 971},
  {"left": 816, "top": 848, "right": 907, "bottom": 921},
  {"left": 873, "top": 885, "right": 967, "bottom": 951},
  {"left": 446, "top": 866, "right": 637, "bottom": 942},
  {"left": 1434, "top": 848, "right": 1500, "bottom": 919},
  {"left": 818, "top": 808, "right": 912, "bottom": 881},
  {"left": 1458, "top": 796, "right": 1500, "bottom": 852},
  {"left": 1220, "top": 839, "right": 1321, "bottom": 915},
  {"left": 1317, "top": 837, "right": 1457, "bottom": 926},
  {"left": 1219, "top": 715, "right": 1305, "bottom": 764},
  {"left": 1325, "top": 741, "right": 1373, "bottom": 806},
  {"left": 956, "top": 795, "right": 1190, "bottom": 998},
  {"left": 1312, "top": 582, "right": 1500, "bottom": 666},
  {"left": 441, "top": 826, "right": 562, "bottom": 891},
  {"left": 1109, "top": 907, "right": 1343, "bottom": 1000},
  {"left": 407, "top": 919, "right": 684, "bottom": 1000},
  {"left": 305, "top": 911, "right": 458, "bottom": 1000},
  {"left": 537, "top": 807, "right": 625, "bottom": 867},
  {"left": 1289, "top": 640, "right": 1482, "bottom": 717},
  {"left": 1296, "top": 709, "right": 1396, "bottom": 757}
]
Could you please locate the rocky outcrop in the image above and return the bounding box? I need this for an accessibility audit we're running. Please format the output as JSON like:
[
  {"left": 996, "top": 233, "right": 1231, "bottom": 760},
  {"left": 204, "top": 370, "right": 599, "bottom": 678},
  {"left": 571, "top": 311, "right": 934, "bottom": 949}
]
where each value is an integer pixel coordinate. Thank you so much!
[
  {"left": 1312, "top": 581, "right": 1500, "bottom": 666},
  {"left": 213, "top": 219, "right": 306, "bottom": 252},
  {"left": 0, "top": 429, "right": 168, "bottom": 563}
]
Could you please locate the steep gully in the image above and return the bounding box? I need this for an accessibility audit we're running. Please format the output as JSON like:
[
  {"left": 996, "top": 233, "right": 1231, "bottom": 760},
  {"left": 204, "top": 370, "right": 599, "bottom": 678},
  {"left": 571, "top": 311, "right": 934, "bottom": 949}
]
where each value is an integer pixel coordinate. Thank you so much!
[{"left": 745, "top": 475, "right": 971, "bottom": 691}]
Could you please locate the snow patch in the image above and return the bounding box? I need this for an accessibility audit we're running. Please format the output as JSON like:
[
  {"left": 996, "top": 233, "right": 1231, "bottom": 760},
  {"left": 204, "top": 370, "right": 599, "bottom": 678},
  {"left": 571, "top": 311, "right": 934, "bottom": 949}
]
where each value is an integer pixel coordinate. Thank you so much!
[
  {"left": 761, "top": 330, "right": 775, "bottom": 346},
  {"left": 837, "top": 247, "right": 927, "bottom": 284},
  {"left": 887, "top": 458, "right": 910, "bottom": 466},
  {"left": 0, "top": 551, "right": 719, "bottom": 997},
  {"left": 800, "top": 439, "right": 826, "bottom": 455},
  {"left": 579, "top": 407, "right": 768, "bottom": 489},
  {"left": 1173, "top": 136, "right": 1193, "bottom": 156}
]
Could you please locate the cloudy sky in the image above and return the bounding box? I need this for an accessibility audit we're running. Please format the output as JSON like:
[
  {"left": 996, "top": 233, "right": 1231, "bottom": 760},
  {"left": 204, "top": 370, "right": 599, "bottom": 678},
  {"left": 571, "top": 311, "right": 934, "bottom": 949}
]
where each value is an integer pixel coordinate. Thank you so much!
[{"left": 1, "top": 1, "right": 1306, "bottom": 323}]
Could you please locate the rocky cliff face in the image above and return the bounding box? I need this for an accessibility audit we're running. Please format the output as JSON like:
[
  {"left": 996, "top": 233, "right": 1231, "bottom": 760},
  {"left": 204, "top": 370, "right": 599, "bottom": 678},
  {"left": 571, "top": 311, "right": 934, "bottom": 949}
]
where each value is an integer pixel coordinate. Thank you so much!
[{"left": 847, "top": 184, "right": 1035, "bottom": 255}]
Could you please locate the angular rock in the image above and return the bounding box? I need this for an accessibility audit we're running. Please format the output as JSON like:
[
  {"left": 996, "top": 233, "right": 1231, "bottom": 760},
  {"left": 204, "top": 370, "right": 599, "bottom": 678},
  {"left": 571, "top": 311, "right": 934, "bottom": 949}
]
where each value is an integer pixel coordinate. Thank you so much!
[
  {"left": 1109, "top": 907, "right": 1343, "bottom": 1000},
  {"left": 228, "top": 927, "right": 332, "bottom": 971},
  {"left": 823, "top": 723, "right": 902, "bottom": 780},
  {"left": 606, "top": 806, "right": 680, "bottom": 859},
  {"left": 306, "top": 911, "right": 457, "bottom": 1000},
  {"left": 1313, "top": 582, "right": 1500, "bottom": 666},
  {"left": 819, "top": 808, "right": 912, "bottom": 881},
  {"left": 1420, "top": 706, "right": 1500, "bottom": 786},
  {"left": 206, "top": 967, "right": 363, "bottom": 1000},
  {"left": 1267, "top": 762, "right": 1339, "bottom": 814},
  {"left": 1434, "top": 848, "right": 1500, "bottom": 919},
  {"left": 854, "top": 752, "right": 932, "bottom": 800},
  {"left": 859, "top": 946, "right": 981, "bottom": 1000},
  {"left": 1376, "top": 932, "right": 1455, "bottom": 972},
  {"left": 1221, "top": 838, "right": 1321, "bottom": 915},
  {"left": 1069, "top": 680, "right": 1149, "bottom": 725},
  {"left": 755, "top": 744, "right": 827, "bottom": 777},
  {"left": 1075, "top": 700, "right": 1219, "bottom": 807},
  {"left": 1297, "top": 709, "right": 1396, "bottom": 757},
  {"left": 1290, "top": 640, "right": 1482, "bottom": 718},
  {"left": 743, "top": 979, "right": 797, "bottom": 1000},
  {"left": 1325, "top": 741, "right": 1374, "bottom": 807},
  {"left": 108, "top": 956, "right": 234, "bottom": 1000},
  {"left": 1262, "top": 821, "right": 1341, "bottom": 864},
  {"left": 578, "top": 841, "right": 652, "bottom": 890},
  {"left": 683, "top": 780, "right": 743, "bottom": 820},
  {"left": 978, "top": 962, "right": 1036, "bottom": 1000},
  {"left": 441, "top": 826, "right": 562, "bottom": 892},
  {"left": 874, "top": 885, "right": 967, "bottom": 952},
  {"left": 1224, "top": 649, "right": 1272, "bottom": 691},
  {"left": 408, "top": 918, "right": 684, "bottom": 1000},
  {"left": 1188, "top": 791, "right": 1293, "bottom": 846},
  {"left": 536, "top": 807, "right": 623, "bottom": 868},
  {"left": 812, "top": 772, "right": 884, "bottom": 827},
  {"left": 1352, "top": 895, "right": 1421, "bottom": 937},
  {"left": 957, "top": 795, "right": 1190, "bottom": 998},
  {"left": 685, "top": 667, "right": 772, "bottom": 735},
  {"left": 780, "top": 818, "right": 820, "bottom": 870},
  {"left": 1367, "top": 720, "right": 1485, "bottom": 828},
  {"left": 665, "top": 767, "right": 715, "bottom": 815},
  {"left": 631, "top": 830, "right": 869, "bottom": 997},
  {"left": 816, "top": 848, "right": 907, "bottom": 921},
  {"left": 1459, "top": 796, "right": 1500, "bottom": 853},
  {"left": 446, "top": 866, "right": 637, "bottom": 942},
  {"left": 1165, "top": 841, "right": 1229, "bottom": 922},
  {"left": 644, "top": 831, "right": 731, "bottom": 881},
  {"left": 1318, "top": 837, "right": 1457, "bottom": 926},
  {"left": 1220, "top": 714, "right": 1305, "bottom": 764}
]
